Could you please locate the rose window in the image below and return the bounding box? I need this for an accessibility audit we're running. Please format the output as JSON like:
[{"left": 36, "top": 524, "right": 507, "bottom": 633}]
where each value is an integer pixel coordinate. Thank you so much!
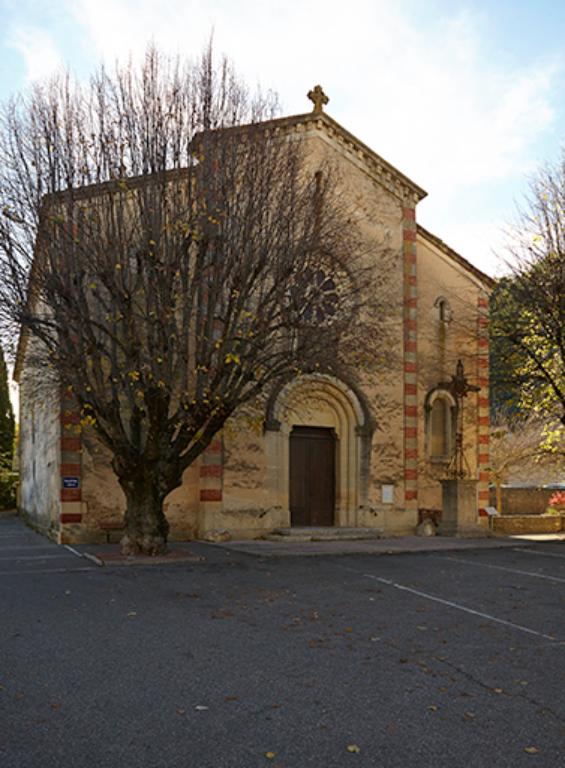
[{"left": 294, "top": 268, "right": 339, "bottom": 324}]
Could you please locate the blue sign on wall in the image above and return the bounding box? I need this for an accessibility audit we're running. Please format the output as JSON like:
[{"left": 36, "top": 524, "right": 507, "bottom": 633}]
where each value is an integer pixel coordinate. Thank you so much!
[{"left": 62, "top": 477, "right": 80, "bottom": 489}]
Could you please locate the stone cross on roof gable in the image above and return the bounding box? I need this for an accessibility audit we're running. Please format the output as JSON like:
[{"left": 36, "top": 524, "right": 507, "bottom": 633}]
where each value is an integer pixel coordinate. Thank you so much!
[{"left": 307, "top": 85, "right": 329, "bottom": 113}]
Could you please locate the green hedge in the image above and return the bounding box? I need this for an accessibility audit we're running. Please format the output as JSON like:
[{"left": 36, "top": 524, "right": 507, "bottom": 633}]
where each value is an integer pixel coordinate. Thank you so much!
[{"left": 0, "top": 453, "right": 17, "bottom": 510}]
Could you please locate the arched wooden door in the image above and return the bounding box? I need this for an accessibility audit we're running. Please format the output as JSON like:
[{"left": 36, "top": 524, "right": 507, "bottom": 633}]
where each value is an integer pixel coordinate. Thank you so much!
[{"left": 289, "top": 426, "right": 336, "bottom": 526}]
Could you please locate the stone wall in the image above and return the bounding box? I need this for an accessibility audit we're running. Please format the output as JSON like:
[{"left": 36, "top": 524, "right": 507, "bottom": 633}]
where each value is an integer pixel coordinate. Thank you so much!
[
  {"left": 493, "top": 514, "right": 563, "bottom": 535},
  {"left": 416, "top": 233, "right": 488, "bottom": 516},
  {"left": 489, "top": 486, "right": 563, "bottom": 516},
  {"left": 18, "top": 337, "right": 61, "bottom": 538}
]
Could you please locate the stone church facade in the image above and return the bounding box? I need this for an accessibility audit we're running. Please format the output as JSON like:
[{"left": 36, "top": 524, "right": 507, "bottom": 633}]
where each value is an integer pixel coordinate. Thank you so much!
[{"left": 15, "top": 91, "right": 494, "bottom": 544}]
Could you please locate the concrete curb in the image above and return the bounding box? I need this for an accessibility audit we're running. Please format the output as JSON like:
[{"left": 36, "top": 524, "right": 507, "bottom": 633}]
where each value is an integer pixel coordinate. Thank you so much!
[
  {"left": 212, "top": 537, "right": 534, "bottom": 559},
  {"left": 83, "top": 551, "right": 105, "bottom": 567},
  {"left": 82, "top": 548, "right": 206, "bottom": 567}
]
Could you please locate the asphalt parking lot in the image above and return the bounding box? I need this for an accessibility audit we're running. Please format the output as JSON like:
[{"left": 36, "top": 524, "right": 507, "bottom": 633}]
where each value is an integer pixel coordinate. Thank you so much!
[{"left": 1, "top": 515, "right": 565, "bottom": 768}]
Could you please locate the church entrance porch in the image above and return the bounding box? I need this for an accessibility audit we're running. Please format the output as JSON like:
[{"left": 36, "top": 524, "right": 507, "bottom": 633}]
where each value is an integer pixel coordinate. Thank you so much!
[
  {"left": 264, "top": 373, "right": 373, "bottom": 530},
  {"left": 289, "top": 426, "right": 336, "bottom": 527}
]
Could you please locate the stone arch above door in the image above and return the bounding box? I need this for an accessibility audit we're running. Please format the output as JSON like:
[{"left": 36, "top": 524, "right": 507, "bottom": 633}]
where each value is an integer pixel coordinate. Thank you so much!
[{"left": 264, "top": 374, "right": 373, "bottom": 527}]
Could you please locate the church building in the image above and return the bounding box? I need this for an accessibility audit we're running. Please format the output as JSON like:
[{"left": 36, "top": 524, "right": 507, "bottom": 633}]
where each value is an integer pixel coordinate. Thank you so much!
[{"left": 15, "top": 87, "right": 494, "bottom": 544}]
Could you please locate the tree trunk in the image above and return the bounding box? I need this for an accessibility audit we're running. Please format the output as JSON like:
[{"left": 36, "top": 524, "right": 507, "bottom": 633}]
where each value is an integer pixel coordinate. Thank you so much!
[{"left": 119, "top": 471, "right": 170, "bottom": 556}]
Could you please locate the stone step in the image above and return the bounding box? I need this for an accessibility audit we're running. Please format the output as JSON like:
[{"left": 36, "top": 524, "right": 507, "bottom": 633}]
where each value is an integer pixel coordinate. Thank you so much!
[
  {"left": 265, "top": 534, "right": 314, "bottom": 542},
  {"left": 266, "top": 527, "right": 382, "bottom": 542}
]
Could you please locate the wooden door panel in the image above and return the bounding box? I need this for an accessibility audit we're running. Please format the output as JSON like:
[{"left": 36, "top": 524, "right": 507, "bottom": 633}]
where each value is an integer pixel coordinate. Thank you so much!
[{"left": 289, "top": 427, "right": 335, "bottom": 527}]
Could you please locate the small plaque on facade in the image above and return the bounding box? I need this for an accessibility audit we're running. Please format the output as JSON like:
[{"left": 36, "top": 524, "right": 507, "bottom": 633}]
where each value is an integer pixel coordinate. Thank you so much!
[
  {"left": 62, "top": 477, "right": 80, "bottom": 489},
  {"left": 381, "top": 484, "right": 394, "bottom": 504}
]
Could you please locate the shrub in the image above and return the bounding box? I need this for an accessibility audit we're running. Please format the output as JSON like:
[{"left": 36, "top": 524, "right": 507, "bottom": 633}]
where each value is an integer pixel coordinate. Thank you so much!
[{"left": 0, "top": 452, "right": 17, "bottom": 510}]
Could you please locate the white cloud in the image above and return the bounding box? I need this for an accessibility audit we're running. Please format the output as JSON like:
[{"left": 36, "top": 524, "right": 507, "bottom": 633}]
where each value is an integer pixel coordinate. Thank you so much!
[
  {"left": 7, "top": 24, "right": 63, "bottom": 83},
  {"left": 427, "top": 212, "right": 510, "bottom": 277}
]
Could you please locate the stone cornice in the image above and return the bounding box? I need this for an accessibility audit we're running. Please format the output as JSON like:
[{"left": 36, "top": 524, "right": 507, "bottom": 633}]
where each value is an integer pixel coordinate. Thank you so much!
[{"left": 227, "top": 111, "right": 428, "bottom": 204}]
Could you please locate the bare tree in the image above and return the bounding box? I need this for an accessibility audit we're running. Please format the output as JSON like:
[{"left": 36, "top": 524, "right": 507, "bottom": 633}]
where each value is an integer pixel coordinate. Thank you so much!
[
  {"left": 489, "top": 413, "right": 563, "bottom": 513},
  {"left": 0, "top": 47, "right": 390, "bottom": 554}
]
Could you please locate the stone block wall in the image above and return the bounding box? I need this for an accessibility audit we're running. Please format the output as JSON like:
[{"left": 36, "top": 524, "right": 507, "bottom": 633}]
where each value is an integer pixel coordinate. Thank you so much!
[
  {"left": 493, "top": 514, "right": 563, "bottom": 535},
  {"left": 489, "top": 486, "right": 563, "bottom": 516}
]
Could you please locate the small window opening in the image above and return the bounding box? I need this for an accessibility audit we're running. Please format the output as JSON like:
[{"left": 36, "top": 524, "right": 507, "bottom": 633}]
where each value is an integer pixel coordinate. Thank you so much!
[{"left": 436, "top": 297, "right": 452, "bottom": 323}]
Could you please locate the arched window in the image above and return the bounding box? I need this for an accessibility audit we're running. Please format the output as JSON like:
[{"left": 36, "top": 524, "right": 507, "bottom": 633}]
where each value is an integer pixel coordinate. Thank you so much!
[
  {"left": 425, "top": 390, "right": 455, "bottom": 462},
  {"left": 434, "top": 296, "right": 452, "bottom": 324}
]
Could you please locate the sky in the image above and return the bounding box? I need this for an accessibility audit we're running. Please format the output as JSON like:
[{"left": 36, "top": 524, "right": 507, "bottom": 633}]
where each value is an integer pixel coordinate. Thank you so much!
[{"left": 1, "top": 0, "right": 564, "bottom": 279}]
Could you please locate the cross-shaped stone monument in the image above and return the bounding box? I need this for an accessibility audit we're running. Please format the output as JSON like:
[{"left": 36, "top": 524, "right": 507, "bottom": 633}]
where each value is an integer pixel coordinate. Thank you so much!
[
  {"left": 307, "top": 85, "right": 329, "bottom": 113},
  {"left": 436, "top": 360, "right": 486, "bottom": 538},
  {"left": 437, "top": 359, "right": 481, "bottom": 479}
]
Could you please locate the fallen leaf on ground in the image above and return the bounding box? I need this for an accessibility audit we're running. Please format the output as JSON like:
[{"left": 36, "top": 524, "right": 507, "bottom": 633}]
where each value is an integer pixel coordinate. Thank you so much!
[
  {"left": 211, "top": 610, "right": 234, "bottom": 619},
  {"left": 524, "top": 747, "right": 539, "bottom": 754},
  {"left": 224, "top": 696, "right": 238, "bottom": 702},
  {"left": 50, "top": 703, "right": 61, "bottom": 710},
  {"left": 493, "top": 688, "right": 503, "bottom": 694},
  {"left": 428, "top": 705, "right": 438, "bottom": 712},
  {"left": 347, "top": 744, "right": 361, "bottom": 753},
  {"left": 265, "top": 751, "right": 276, "bottom": 759},
  {"left": 176, "top": 708, "right": 186, "bottom": 715}
]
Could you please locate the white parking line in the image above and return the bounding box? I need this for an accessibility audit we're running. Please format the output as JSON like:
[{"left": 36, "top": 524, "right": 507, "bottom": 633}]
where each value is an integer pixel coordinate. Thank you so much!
[
  {"left": 0, "top": 566, "right": 95, "bottom": 576},
  {"left": 64, "top": 544, "right": 84, "bottom": 558},
  {"left": 433, "top": 555, "right": 565, "bottom": 585},
  {"left": 340, "top": 567, "right": 558, "bottom": 642},
  {"left": 515, "top": 548, "right": 565, "bottom": 561}
]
